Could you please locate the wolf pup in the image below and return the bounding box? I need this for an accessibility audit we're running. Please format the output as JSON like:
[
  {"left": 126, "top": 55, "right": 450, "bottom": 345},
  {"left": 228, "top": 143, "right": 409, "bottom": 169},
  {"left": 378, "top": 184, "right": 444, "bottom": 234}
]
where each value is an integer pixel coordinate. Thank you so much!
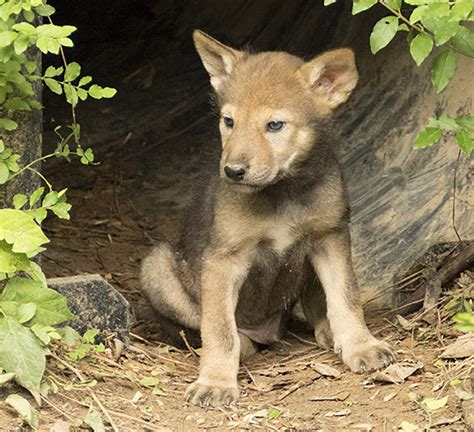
[{"left": 141, "top": 30, "right": 395, "bottom": 407}]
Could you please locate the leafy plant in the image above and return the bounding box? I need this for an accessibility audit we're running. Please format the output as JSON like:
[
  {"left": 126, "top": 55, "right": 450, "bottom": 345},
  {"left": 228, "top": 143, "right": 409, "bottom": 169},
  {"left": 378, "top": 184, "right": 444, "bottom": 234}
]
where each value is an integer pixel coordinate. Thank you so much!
[
  {"left": 68, "top": 328, "right": 105, "bottom": 361},
  {"left": 452, "top": 311, "right": 474, "bottom": 332},
  {"left": 0, "top": 0, "right": 116, "bottom": 425},
  {"left": 324, "top": 0, "right": 474, "bottom": 156}
]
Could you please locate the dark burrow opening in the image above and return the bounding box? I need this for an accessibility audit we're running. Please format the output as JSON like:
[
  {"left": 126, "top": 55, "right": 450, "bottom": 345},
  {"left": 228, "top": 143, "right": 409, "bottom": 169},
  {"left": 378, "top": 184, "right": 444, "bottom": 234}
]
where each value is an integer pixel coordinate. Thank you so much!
[{"left": 42, "top": 0, "right": 472, "bottom": 335}]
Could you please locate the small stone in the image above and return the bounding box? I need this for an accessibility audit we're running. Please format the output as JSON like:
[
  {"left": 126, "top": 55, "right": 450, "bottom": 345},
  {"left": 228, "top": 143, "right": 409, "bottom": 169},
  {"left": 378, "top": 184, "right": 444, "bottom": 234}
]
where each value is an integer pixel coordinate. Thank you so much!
[{"left": 48, "top": 274, "right": 130, "bottom": 344}]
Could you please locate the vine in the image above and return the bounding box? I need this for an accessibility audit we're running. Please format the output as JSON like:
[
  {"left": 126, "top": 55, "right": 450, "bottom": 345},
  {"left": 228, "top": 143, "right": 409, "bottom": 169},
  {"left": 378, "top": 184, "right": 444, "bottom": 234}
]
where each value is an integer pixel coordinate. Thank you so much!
[
  {"left": 0, "top": 0, "right": 115, "bottom": 428},
  {"left": 325, "top": 0, "right": 474, "bottom": 154}
]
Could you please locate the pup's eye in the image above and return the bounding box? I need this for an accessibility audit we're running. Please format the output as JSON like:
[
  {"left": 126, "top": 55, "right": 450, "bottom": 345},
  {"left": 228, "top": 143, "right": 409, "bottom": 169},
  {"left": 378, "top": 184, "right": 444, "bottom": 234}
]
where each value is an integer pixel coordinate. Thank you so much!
[
  {"left": 223, "top": 116, "right": 234, "bottom": 128},
  {"left": 267, "top": 121, "right": 285, "bottom": 132}
]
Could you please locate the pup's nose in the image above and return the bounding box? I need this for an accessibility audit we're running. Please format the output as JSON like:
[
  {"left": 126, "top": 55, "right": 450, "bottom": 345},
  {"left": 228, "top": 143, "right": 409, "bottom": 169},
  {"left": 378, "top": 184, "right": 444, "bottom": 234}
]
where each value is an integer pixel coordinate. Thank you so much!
[{"left": 224, "top": 165, "right": 246, "bottom": 181}]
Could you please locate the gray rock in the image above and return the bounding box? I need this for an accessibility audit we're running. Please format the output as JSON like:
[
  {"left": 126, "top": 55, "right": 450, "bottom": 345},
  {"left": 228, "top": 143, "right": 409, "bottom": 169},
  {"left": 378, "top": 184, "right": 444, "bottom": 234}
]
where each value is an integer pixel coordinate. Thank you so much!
[{"left": 48, "top": 274, "right": 130, "bottom": 344}]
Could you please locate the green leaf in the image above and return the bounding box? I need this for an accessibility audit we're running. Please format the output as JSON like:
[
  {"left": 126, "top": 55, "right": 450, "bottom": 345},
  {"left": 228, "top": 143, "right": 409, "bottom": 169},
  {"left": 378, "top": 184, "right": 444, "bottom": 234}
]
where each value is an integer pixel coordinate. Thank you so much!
[
  {"left": 451, "top": 26, "right": 474, "bottom": 58},
  {"left": 352, "top": 0, "right": 377, "bottom": 15},
  {"left": 64, "top": 62, "right": 81, "bottom": 82},
  {"left": 424, "top": 2, "right": 450, "bottom": 20},
  {"left": 2, "top": 278, "right": 75, "bottom": 326},
  {"left": 51, "top": 202, "right": 72, "bottom": 220},
  {"left": 100, "top": 87, "right": 117, "bottom": 98},
  {"left": 42, "top": 191, "right": 58, "bottom": 208},
  {"left": 33, "top": 4, "right": 56, "bottom": 16},
  {"left": 410, "top": 6, "right": 427, "bottom": 24},
  {"left": 18, "top": 303, "right": 37, "bottom": 323},
  {"left": 266, "top": 408, "right": 281, "bottom": 419},
  {"left": 152, "top": 385, "right": 167, "bottom": 396},
  {"left": 4, "top": 97, "right": 31, "bottom": 111},
  {"left": 0, "top": 118, "right": 18, "bottom": 130},
  {"left": 78, "top": 75, "right": 92, "bottom": 86},
  {"left": 13, "top": 194, "right": 27, "bottom": 209},
  {"left": 456, "top": 115, "right": 474, "bottom": 131},
  {"left": 83, "top": 328, "right": 100, "bottom": 343},
  {"left": 428, "top": 113, "right": 459, "bottom": 131},
  {"left": 13, "top": 35, "right": 29, "bottom": 55},
  {"left": 410, "top": 33, "right": 433, "bottom": 66},
  {"left": 140, "top": 376, "right": 160, "bottom": 387},
  {"left": 431, "top": 50, "right": 456, "bottom": 93},
  {"left": 434, "top": 21, "right": 460, "bottom": 46},
  {"left": 0, "top": 240, "right": 30, "bottom": 274},
  {"left": 456, "top": 130, "right": 474, "bottom": 156},
  {"left": 0, "top": 209, "right": 49, "bottom": 256},
  {"left": 0, "top": 161, "right": 8, "bottom": 184},
  {"left": 450, "top": 2, "right": 473, "bottom": 21},
  {"left": 5, "top": 394, "right": 39, "bottom": 429},
  {"left": 0, "top": 317, "right": 46, "bottom": 403},
  {"left": 44, "top": 78, "right": 62, "bottom": 95},
  {"left": 12, "top": 22, "right": 36, "bottom": 35},
  {"left": 33, "top": 207, "right": 47, "bottom": 224},
  {"left": 324, "top": 0, "right": 337, "bottom": 5},
  {"left": 30, "top": 187, "right": 45, "bottom": 207},
  {"left": 452, "top": 312, "right": 474, "bottom": 332},
  {"left": 27, "top": 261, "right": 48, "bottom": 288},
  {"left": 44, "top": 66, "right": 63, "bottom": 78},
  {"left": 385, "top": 0, "right": 401, "bottom": 10},
  {"left": 421, "top": 396, "right": 449, "bottom": 412},
  {"left": 0, "top": 31, "right": 17, "bottom": 48},
  {"left": 414, "top": 127, "right": 442, "bottom": 149},
  {"left": 370, "top": 16, "right": 399, "bottom": 54}
]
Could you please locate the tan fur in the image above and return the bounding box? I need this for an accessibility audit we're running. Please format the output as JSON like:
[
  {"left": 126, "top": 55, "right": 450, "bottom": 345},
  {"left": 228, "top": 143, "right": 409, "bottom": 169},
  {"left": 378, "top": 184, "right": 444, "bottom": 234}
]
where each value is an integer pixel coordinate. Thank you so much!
[{"left": 140, "top": 30, "right": 395, "bottom": 408}]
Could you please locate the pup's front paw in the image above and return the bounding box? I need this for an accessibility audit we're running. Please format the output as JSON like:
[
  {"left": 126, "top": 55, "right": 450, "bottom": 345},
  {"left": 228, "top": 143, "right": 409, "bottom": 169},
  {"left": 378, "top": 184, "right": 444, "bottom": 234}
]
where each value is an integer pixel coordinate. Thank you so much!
[
  {"left": 185, "top": 381, "right": 240, "bottom": 407},
  {"left": 342, "top": 338, "right": 395, "bottom": 373}
]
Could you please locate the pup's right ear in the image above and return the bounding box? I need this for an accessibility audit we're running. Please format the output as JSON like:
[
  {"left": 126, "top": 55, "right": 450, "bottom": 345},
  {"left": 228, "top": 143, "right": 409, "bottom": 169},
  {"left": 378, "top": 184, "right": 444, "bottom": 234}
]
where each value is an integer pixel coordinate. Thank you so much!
[{"left": 193, "top": 30, "right": 245, "bottom": 92}]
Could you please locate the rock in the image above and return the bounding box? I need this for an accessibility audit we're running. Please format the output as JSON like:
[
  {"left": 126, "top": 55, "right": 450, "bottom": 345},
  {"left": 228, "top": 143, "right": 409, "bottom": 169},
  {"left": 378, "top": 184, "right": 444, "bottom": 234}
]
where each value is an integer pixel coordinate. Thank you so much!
[
  {"left": 48, "top": 274, "right": 130, "bottom": 344},
  {"left": 440, "top": 333, "right": 474, "bottom": 359}
]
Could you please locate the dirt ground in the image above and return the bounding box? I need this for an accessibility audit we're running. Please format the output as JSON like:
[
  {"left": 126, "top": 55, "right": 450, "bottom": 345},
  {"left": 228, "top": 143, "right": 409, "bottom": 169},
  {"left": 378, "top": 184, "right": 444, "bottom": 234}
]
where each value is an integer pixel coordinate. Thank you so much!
[
  {"left": 1, "top": 7, "right": 473, "bottom": 428},
  {"left": 0, "top": 276, "right": 472, "bottom": 431}
]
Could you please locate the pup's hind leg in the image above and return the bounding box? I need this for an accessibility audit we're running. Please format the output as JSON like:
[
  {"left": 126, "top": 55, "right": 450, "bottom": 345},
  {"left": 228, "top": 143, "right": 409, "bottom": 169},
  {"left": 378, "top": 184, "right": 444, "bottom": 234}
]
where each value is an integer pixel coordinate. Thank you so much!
[
  {"left": 301, "top": 280, "right": 334, "bottom": 350},
  {"left": 140, "top": 243, "right": 200, "bottom": 330}
]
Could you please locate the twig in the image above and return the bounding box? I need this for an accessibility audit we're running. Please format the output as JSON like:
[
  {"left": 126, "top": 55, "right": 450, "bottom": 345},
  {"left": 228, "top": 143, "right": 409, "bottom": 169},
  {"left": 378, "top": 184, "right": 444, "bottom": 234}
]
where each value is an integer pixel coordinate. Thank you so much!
[
  {"left": 287, "top": 331, "right": 318, "bottom": 346},
  {"left": 277, "top": 379, "right": 311, "bottom": 401},
  {"left": 41, "top": 396, "right": 75, "bottom": 424},
  {"left": 51, "top": 353, "right": 120, "bottom": 432},
  {"left": 179, "top": 329, "right": 200, "bottom": 357},
  {"left": 452, "top": 149, "right": 462, "bottom": 242}
]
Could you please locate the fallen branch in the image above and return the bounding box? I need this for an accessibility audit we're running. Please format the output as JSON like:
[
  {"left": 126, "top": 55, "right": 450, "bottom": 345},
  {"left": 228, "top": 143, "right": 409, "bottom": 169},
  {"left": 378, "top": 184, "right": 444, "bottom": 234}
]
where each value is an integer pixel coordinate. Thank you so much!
[{"left": 393, "top": 242, "right": 474, "bottom": 317}]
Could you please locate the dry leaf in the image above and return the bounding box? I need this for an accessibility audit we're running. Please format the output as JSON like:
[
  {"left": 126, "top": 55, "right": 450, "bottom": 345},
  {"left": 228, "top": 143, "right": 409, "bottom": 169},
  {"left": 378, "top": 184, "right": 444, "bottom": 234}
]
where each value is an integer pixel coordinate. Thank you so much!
[
  {"left": 311, "top": 362, "right": 341, "bottom": 378},
  {"left": 431, "top": 415, "right": 462, "bottom": 428},
  {"left": 440, "top": 333, "right": 474, "bottom": 359},
  {"left": 349, "top": 422, "right": 372, "bottom": 430},
  {"left": 383, "top": 391, "right": 397, "bottom": 402},
  {"left": 310, "top": 391, "right": 350, "bottom": 402},
  {"left": 325, "top": 409, "right": 351, "bottom": 417},
  {"left": 131, "top": 390, "right": 143, "bottom": 403},
  {"left": 365, "top": 361, "right": 423, "bottom": 384}
]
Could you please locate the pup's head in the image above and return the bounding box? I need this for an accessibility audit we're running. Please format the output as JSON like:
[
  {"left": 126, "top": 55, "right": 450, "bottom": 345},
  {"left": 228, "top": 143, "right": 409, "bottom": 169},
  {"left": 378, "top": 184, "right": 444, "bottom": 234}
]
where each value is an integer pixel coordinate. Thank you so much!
[{"left": 193, "top": 30, "right": 358, "bottom": 190}]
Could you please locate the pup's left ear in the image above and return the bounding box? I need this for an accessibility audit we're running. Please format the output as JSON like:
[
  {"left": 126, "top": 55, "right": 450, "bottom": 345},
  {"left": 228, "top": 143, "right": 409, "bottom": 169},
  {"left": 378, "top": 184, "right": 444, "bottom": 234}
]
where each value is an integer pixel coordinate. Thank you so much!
[
  {"left": 193, "top": 30, "right": 245, "bottom": 92},
  {"left": 298, "top": 48, "right": 358, "bottom": 113}
]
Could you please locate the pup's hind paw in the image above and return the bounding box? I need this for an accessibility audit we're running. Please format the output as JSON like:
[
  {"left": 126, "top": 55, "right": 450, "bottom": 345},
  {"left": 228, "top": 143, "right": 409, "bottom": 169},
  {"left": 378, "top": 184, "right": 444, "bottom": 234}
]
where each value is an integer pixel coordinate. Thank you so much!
[
  {"left": 342, "top": 338, "right": 396, "bottom": 373},
  {"left": 185, "top": 381, "right": 240, "bottom": 407}
]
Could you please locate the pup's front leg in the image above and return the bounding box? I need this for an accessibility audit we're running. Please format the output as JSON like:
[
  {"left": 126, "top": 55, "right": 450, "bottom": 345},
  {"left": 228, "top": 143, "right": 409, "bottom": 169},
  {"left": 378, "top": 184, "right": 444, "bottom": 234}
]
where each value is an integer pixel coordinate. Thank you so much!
[
  {"left": 311, "top": 228, "right": 395, "bottom": 372},
  {"left": 185, "top": 250, "right": 250, "bottom": 407}
]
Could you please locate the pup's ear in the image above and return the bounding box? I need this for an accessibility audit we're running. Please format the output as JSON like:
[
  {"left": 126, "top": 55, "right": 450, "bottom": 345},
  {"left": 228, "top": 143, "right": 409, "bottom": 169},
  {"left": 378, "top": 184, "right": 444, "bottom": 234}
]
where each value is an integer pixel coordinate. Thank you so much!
[
  {"left": 298, "top": 48, "right": 358, "bottom": 114},
  {"left": 193, "top": 30, "right": 245, "bottom": 92}
]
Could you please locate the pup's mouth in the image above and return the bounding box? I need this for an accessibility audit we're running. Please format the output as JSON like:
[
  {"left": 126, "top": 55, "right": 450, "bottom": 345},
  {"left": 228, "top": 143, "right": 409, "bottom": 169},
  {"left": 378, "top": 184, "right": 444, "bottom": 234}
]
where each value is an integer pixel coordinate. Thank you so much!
[{"left": 222, "top": 172, "right": 284, "bottom": 191}]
